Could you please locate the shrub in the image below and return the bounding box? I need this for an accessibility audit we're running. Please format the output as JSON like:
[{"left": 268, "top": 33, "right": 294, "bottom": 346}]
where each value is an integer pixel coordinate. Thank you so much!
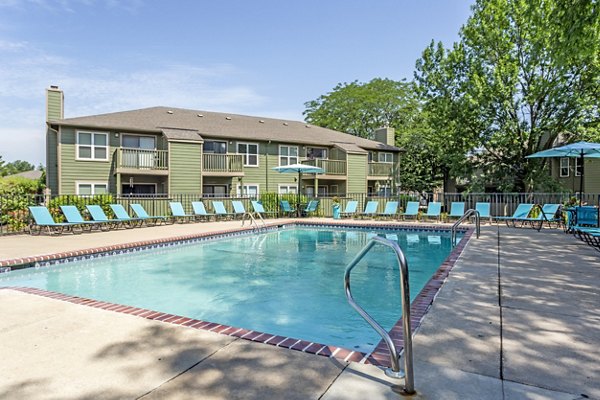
[{"left": 0, "top": 176, "right": 44, "bottom": 231}]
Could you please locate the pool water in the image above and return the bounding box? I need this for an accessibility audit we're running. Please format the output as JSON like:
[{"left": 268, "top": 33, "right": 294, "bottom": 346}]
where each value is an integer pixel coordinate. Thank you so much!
[{"left": 0, "top": 226, "right": 459, "bottom": 352}]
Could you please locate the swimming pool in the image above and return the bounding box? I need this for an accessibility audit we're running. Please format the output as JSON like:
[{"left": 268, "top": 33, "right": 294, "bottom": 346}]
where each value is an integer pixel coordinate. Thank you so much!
[{"left": 0, "top": 225, "right": 461, "bottom": 353}]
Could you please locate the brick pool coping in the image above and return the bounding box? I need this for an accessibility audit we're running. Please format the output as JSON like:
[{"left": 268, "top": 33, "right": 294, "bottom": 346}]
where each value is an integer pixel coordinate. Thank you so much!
[{"left": 0, "top": 220, "right": 473, "bottom": 368}]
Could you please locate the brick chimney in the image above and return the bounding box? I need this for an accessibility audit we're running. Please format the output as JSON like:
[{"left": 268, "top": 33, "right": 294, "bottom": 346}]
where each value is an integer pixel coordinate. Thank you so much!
[
  {"left": 46, "top": 85, "right": 64, "bottom": 121},
  {"left": 374, "top": 127, "right": 395, "bottom": 146}
]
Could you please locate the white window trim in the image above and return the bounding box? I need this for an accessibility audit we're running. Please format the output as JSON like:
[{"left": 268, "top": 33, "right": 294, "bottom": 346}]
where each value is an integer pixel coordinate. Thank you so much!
[
  {"left": 237, "top": 183, "right": 260, "bottom": 197},
  {"left": 378, "top": 152, "right": 393, "bottom": 163},
  {"left": 559, "top": 158, "right": 570, "bottom": 177},
  {"left": 76, "top": 131, "right": 109, "bottom": 161},
  {"left": 279, "top": 145, "right": 299, "bottom": 166},
  {"left": 278, "top": 184, "right": 298, "bottom": 194},
  {"left": 120, "top": 133, "right": 157, "bottom": 149},
  {"left": 76, "top": 181, "right": 108, "bottom": 195},
  {"left": 237, "top": 142, "right": 259, "bottom": 167}
]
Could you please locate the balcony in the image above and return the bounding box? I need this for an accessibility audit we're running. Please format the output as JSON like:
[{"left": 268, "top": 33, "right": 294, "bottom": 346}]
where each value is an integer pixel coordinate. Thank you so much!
[
  {"left": 203, "top": 153, "right": 244, "bottom": 176},
  {"left": 368, "top": 162, "right": 393, "bottom": 177},
  {"left": 117, "top": 148, "right": 168, "bottom": 175},
  {"left": 301, "top": 159, "right": 347, "bottom": 176}
]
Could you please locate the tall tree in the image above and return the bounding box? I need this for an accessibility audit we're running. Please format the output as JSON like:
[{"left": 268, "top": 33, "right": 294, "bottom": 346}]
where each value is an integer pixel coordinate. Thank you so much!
[
  {"left": 0, "top": 160, "right": 35, "bottom": 177},
  {"left": 303, "top": 78, "right": 420, "bottom": 139},
  {"left": 415, "top": 0, "right": 600, "bottom": 191}
]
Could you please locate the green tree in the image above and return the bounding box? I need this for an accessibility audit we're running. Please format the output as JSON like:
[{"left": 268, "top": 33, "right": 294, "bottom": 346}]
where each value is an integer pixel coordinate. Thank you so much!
[
  {"left": 415, "top": 0, "right": 600, "bottom": 191},
  {"left": 303, "top": 78, "right": 420, "bottom": 139},
  {"left": 2, "top": 160, "right": 35, "bottom": 176}
]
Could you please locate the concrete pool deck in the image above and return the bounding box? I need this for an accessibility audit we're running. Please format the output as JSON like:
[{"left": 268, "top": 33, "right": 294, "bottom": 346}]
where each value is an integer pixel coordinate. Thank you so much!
[{"left": 0, "top": 220, "right": 598, "bottom": 399}]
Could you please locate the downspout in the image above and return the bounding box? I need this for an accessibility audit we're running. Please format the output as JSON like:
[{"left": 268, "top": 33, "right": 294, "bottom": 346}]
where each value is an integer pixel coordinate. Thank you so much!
[{"left": 266, "top": 140, "right": 271, "bottom": 193}]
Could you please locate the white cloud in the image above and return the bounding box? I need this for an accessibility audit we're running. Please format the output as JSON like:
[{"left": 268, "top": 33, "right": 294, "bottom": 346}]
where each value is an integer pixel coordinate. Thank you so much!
[{"left": 0, "top": 43, "right": 270, "bottom": 165}]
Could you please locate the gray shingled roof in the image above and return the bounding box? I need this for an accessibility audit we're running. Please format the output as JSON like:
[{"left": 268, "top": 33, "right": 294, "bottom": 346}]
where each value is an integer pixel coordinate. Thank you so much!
[
  {"left": 51, "top": 106, "right": 401, "bottom": 152},
  {"left": 161, "top": 128, "right": 203, "bottom": 142}
]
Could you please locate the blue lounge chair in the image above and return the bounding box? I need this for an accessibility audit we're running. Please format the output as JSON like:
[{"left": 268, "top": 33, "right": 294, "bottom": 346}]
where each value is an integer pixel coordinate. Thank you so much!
[
  {"left": 28, "top": 206, "right": 80, "bottom": 235},
  {"left": 357, "top": 201, "right": 379, "bottom": 219},
  {"left": 475, "top": 202, "right": 492, "bottom": 224},
  {"left": 60, "top": 205, "right": 105, "bottom": 231},
  {"left": 302, "top": 200, "right": 319, "bottom": 217},
  {"left": 231, "top": 200, "right": 248, "bottom": 219},
  {"left": 402, "top": 201, "right": 420, "bottom": 220},
  {"left": 212, "top": 201, "right": 235, "bottom": 220},
  {"left": 130, "top": 203, "right": 169, "bottom": 225},
  {"left": 191, "top": 201, "right": 215, "bottom": 221},
  {"left": 251, "top": 201, "right": 277, "bottom": 218},
  {"left": 339, "top": 201, "right": 358, "bottom": 218},
  {"left": 421, "top": 202, "right": 442, "bottom": 222},
  {"left": 279, "top": 200, "right": 296, "bottom": 217},
  {"left": 377, "top": 201, "right": 398, "bottom": 219},
  {"left": 495, "top": 204, "right": 535, "bottom": 228},
  {"left": 169, "top": 202, "right": 195, "bottom": 223},
  {"left": 538, "top": 204, "right": 563, "bottom": 228},
  {"left": 109, "top": 204, "right": 144, "bottom": 227},
  {"left": 86, "top": 205, "right": 127, "bottom": 228},
  {"left": 447, "top": 202, "right": 465, "bottom": 221}
]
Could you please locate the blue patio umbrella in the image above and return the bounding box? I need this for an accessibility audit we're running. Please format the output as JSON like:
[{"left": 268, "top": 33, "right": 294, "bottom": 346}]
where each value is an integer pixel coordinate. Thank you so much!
[
  {"left": 527, "top": 141, "right": 600, "bottom": 203},
  {"left": 272, "top": 163, "right": 324, "bottom": 194},
  {"left": 273, "top": 163, "right": 324, "bottom": 213}
]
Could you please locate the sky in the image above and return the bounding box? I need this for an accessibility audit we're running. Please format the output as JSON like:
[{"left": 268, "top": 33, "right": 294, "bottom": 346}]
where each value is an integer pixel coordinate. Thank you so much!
[{"left": 0, "top": 0, "right": 474, "bottom": 166}]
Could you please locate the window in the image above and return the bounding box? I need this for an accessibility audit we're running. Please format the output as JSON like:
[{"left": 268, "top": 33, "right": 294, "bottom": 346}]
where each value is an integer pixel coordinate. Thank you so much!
[
  {"left": 576, "top": 157, "right": 583, "bottom": 176},
  {"left": 307, "top": 147, "right": 327, "bottom": 159},
  {"left": 237, "top": 142, "right": 259, "bottom": 166},
  {"left": 122, "top": 134, "right": 155, "bottom": 149},
  {"left": 560, "top": 158, "right": 569, "bottom": 177},
  {"left": 203, "top": 185, "right": 228, "bottom": 197},
  {"left": 279, "top": 145, "right": 298, "bottom": 166},
  {"left": 278, "top": 184, "right": 297, "bottom": 194},
  {"left": 204, "top": 140, "right": 227, "bottom": 154},
  {"left": 378, "top": 152, "right": 393, "bottom": 163},
  {"left": 237, "top": 184, "right": 259, "bottom": 197},
  {"left": 329, "top": 185, "right": 339, "bottom": 195},
  {"left": 121, "top": 183, "right": 156, "bottom": 196},
  {"left": 305, "top": 185, "right": 328, "bottom": 197},
  {"left": 77, "top": 182, "right": 108, "bottom": 195},
  {"left": 77, "top": 131, "right": 108, "bottom": 160}
]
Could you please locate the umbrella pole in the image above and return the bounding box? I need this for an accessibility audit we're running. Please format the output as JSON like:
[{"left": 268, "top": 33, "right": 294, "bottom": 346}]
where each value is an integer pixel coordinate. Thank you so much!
[{"left": 579, "top": 152, "right": 584, "bottom": 206}]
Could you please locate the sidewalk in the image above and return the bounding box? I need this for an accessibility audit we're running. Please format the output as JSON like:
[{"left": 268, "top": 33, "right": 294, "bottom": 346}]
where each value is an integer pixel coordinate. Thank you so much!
[{"left": 0, "top": 223, "right": 598, "bottom": 399}]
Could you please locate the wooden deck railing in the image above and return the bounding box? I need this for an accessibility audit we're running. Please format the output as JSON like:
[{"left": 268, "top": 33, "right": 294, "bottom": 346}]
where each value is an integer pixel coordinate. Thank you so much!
[
  {"left": 301, "top": 159, "right": 347, "bottom": 175},
  {"left": 118, "top": 148, "right": 168, "bottom": 170},
  {"left": 368, "top": 162, "right": 393, "bottom": 176},
  {"left": 203, "top": 154, "right": 244, "bottom": 173}
]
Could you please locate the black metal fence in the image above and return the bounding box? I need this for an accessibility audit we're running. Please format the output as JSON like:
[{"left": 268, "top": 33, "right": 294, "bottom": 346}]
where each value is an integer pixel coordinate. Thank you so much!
[{"left": 1, "top": 191, "right": 598, "bottom": 235}]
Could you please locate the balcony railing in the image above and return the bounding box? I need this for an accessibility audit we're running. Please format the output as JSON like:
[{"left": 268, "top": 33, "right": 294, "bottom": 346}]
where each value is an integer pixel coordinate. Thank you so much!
[
  {"left": 203, "top": 153, "right": 244, "bottom": 173},
  {"left": 301, "top": 159, "right": 347, "bottom": 175},
  {"left": 368, "top": 162, "right": 393, "bottom": 176},
  {"left": 118, "top": 148, "right": 168, "bottom": 170}
]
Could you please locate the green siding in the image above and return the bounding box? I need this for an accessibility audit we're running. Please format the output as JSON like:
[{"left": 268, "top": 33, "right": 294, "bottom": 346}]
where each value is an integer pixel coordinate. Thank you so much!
[
  {"left": 46, "top": 128, "right": 58, "bottom": 194},
  {"left": 59, "top": 127, "right": 117, "bottom": 194},
  {"left": 585, "top": 159, "right": 600, "bottom": 193},
  {"left": 46, "top": 89, "right": 63, "bottom": 120},
  {"left": 169, "top": 142, "right": 202, "bottom": 193},
  {"left": 346, "top": 153, "right": 367, "bottom": 194}
]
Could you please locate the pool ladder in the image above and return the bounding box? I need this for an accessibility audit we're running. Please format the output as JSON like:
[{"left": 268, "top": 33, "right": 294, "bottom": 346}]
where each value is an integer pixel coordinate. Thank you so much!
[
  {"left": 451, "top": 209, "right": 480, "bottom": 246},
  {"left": 242, "top": 211, "right": 267, "bottom": 233},
  {"left": 344, "top": 235, "right": 415, "bottom": 395}
]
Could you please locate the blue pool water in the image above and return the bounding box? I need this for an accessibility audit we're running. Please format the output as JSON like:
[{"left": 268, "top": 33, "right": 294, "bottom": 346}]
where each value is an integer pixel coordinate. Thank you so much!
[{"left": 0, "top": 226, "right": 459, "bottom": 352}]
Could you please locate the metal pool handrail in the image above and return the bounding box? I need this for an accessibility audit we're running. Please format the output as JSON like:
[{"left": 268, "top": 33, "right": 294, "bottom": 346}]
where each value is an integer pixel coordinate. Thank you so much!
[
  {"left": 451, "top": 209, "right": 480, "bottom": 246},
  {"left": 242, "top": 211, "right": 266, "bottom": 232},
  {"left": 343, "top": 235, "right": 415, "bottom": 395}
]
